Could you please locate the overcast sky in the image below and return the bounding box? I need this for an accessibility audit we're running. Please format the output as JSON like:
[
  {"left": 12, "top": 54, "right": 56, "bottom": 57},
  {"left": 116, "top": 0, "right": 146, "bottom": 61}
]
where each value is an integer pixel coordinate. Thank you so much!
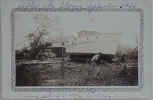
[{"left": 14, "top": 11, "right": 140, "bottom": 49}]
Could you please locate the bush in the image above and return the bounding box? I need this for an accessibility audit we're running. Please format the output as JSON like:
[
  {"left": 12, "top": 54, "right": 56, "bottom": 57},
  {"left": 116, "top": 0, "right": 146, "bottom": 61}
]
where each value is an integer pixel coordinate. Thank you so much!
[{"left": 115, "top": 46, "right": 138, "bottom": 63}]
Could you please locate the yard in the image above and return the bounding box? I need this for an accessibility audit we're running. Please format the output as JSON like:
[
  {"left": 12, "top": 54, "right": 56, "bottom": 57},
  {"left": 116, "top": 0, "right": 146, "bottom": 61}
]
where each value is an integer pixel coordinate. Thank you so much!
[{"left": 16, "top": 58, "right": 138, "bottom": 86}]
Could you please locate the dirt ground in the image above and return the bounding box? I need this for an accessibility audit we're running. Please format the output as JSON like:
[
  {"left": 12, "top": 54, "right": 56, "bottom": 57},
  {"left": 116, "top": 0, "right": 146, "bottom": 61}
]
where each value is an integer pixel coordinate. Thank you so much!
[{"left": 16, "top": 59, "right": 138, "bottom": 86}]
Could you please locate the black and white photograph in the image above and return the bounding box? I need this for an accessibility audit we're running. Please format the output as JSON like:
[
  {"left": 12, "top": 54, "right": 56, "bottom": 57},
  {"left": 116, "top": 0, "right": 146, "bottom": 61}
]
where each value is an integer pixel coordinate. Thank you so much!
[
  {"left": 14, "top": 10, "right": 141, "bottom": 86},
  {"left": 1, "top": 0, "right": 153, "bottom": 99}
]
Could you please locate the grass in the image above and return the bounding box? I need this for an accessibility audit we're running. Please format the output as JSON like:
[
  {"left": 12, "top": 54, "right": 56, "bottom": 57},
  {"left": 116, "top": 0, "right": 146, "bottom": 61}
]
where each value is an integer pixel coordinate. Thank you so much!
[{"left": 16, "top": 59, "right": 138, "bottom": 86}]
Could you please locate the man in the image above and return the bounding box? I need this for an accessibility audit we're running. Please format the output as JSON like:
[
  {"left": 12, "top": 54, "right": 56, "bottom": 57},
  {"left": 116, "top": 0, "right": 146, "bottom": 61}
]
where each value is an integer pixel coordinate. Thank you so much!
[
  {"left": 91, "top": 52, "right": 102, "bottom": 65},
  {"left": 88, "top": 52, "right": 103, "bottom": 79}
]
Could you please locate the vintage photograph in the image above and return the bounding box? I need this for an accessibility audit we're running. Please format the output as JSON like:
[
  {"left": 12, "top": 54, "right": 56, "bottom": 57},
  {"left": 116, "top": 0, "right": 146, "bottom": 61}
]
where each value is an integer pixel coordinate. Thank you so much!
[{"left": 14, "top": 10, "right": 140, "bottom": 86}]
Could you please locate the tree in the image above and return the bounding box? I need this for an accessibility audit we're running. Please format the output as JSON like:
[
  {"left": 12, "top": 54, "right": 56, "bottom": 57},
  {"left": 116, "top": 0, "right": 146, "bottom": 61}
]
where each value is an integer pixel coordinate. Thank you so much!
[
  {"left": 26, "top": 29, "right": 49, "bottom": 60},
  {"left": 17, "top": 13, "right": 60, "bottom": 60}
]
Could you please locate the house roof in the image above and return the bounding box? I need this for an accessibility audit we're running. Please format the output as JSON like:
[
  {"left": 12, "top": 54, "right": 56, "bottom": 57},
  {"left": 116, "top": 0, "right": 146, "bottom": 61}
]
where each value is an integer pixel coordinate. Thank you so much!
[{"left": 66, "top": 32, "right": 122, "bottom": 54}]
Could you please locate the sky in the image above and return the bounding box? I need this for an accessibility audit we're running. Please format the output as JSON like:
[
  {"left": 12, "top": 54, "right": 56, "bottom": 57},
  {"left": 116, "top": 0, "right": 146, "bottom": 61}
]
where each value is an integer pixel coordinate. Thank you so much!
[{"left": 14, "top": 11, "right": 141, "bottom": 50}]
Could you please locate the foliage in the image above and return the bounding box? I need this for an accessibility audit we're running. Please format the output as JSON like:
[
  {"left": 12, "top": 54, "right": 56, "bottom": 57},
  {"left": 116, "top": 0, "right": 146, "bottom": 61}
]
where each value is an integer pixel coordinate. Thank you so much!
[
  {"left": 115, "top": 46, "right": 138, "bottom": 63},
  {"left": 16, "top": 13, "right": 60, "bottom": 60},
  {"left": 16, "top": 29, "right": 54, "bottom": 60},
  {"left": 26, "top": 29, "right": 48, "bottom": 60}
]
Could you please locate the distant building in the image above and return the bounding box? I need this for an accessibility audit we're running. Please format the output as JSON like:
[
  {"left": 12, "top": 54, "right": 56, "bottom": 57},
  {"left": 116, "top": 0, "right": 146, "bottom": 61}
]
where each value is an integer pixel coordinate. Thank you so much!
[
  {"left": 66, "top": 31, "right": 122, "bottom": 55},
  {"left": 47, "top": 42, "right": 66, "bottom": 57},
  {"left": 63, "top": 31, "right": 122, "bottom": 62}
]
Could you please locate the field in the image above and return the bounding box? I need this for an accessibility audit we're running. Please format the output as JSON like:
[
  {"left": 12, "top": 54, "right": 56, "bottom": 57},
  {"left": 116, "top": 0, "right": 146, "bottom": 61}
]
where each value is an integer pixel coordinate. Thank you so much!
[{"left": 16, "top": 58, "right": 138, "bottom": 86}]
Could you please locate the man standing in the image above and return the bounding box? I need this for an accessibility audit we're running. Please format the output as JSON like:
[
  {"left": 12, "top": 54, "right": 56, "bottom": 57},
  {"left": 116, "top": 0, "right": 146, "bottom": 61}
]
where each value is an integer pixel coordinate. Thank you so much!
[
  {"left": 88, "top": 52, "right": 103, "bottom": 79},
  {"left": 91, "top": 52, "right": 103, "bottom": 65}
]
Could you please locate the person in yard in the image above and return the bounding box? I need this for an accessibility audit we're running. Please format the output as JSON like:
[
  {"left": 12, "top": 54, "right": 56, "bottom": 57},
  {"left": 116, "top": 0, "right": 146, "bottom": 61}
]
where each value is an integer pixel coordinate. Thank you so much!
[
  {"left": 88, "top": 52, "right": 103, "bottom": 79},
  {"left": 91, "top": 52, "right": 103, "bottom": 66}
]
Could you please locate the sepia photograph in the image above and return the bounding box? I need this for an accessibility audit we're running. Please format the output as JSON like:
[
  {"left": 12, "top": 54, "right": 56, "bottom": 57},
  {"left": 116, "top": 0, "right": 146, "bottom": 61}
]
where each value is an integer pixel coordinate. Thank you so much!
[{"left": 14, "top": 10, "right": 141, "bottom": 86}]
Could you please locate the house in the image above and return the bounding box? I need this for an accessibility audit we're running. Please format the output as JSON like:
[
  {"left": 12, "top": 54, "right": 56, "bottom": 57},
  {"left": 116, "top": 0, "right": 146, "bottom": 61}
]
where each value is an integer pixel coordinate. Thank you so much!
[
  {"left": 44, "top": 31, "right": 122, "bottom": 62},
  {"left": 65, "top": 31, "right": 122, "bottom": 62}
]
